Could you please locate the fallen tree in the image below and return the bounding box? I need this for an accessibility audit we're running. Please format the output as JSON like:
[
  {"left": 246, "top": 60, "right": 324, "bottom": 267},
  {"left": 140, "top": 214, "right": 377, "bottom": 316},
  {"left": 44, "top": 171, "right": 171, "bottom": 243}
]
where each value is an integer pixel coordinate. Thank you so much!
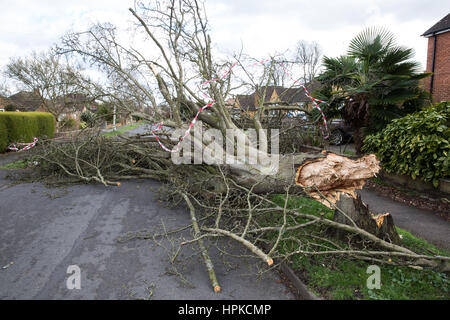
[
  {"left": 55, "top": 0, "right": 319, "bottom": 187},
  {"left": 24, "top": 130, "right": 449, "bottom": 294},
  {"left": 20, "top": 0, "right": 450, "bottom": 293}
]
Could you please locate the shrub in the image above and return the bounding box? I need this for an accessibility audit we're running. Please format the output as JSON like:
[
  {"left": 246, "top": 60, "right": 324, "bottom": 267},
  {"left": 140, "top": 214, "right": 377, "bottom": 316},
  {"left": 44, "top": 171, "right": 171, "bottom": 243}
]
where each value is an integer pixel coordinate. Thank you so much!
[
  {"left": 80, "top": 111, "right": 97, "bottom": 127},
  {"left": 0, "top": 112, "right": 55, "bottom": 152},
  {"left": 0, "top": 116, "right": 7, "bottom": 151},
  {"left": 5, "top": 105, "right": 16, "bottom": 112},
  {"left": 59, "top": 117, "right": 77, "bottom": 131},
  {"left": 363, "top": 102, "right": 449, "bottom": 187},
  {"left": 96, "top": 105, "right": 114, "bottom": 123},
  {"left": 33, "top": 112, "right": 55, "bottom": 138}
]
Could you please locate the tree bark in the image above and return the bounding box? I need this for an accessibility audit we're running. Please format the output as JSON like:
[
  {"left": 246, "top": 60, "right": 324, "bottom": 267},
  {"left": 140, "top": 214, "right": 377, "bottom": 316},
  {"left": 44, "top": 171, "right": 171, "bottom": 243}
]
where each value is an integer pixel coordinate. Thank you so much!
[
  {"left": 352, "top": 127, "right": 364, "bottom": 155},
  {"left": 333, "top": 192, "right": 401, "bottom": 244}
]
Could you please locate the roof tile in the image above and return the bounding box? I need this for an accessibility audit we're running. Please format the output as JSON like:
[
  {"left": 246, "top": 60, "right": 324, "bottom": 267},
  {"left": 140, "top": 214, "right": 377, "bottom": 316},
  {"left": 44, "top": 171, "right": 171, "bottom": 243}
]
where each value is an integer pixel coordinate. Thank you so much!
[{"left": 422, "top": 13, "right": 450, "bottom": 36}]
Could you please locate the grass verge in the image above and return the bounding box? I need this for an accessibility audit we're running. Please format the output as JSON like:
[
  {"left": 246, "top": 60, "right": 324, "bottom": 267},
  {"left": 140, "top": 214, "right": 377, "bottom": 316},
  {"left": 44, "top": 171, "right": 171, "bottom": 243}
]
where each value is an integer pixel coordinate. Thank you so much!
[
  {"left": 0, "top": 160, "right": 28, "bottom": 170},
  {"left": 342, "top": 150, "right": 356, "bottom": 156},
  {"left": 102, "top": 121, "right": 146, "bottom": 137},
  {"left": 264, "top": 195, "right": 449, "bottom": 300}
]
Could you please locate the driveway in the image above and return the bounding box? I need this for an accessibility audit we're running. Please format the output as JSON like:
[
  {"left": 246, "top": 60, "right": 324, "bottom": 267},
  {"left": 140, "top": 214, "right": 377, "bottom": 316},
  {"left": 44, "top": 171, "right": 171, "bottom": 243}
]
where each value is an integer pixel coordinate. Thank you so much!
[{"left": 0, "top": 169, "right": 294, "bottom": 300}]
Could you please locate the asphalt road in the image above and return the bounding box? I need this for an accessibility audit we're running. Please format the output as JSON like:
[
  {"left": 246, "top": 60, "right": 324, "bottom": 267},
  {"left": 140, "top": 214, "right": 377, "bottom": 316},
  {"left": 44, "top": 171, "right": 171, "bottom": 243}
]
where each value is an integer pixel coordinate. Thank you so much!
[
  {"left": 0, "top": 169, "right": 294, "bottom": 300},
  {"left": 358, "top": 189, "right": 450, "bottom": 250}
]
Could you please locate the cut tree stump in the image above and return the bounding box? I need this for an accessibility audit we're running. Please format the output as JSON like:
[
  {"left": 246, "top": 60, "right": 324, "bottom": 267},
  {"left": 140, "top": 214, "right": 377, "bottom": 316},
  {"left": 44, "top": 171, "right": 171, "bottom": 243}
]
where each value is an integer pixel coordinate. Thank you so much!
[
  {"left": 292, "top": 151, "right": 399, "bottom": 244},
  {"left": 334, "top": 192, "right": 401, "bottom": 245}
]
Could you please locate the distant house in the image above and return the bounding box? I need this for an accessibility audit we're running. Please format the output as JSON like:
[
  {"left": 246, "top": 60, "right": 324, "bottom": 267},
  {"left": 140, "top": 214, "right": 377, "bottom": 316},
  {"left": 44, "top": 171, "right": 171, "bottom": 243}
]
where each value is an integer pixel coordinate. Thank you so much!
[
  {"left": 233, "top": 81, "right": 321, "bottom": 118},
  {"left": 0, "top": 95, "right": 15, "bottom": 110},
  {"left": 8, "top": 91, "right": 43, "bottom": 112},
  {"left": 7, "top": 91, "right": 96, "bottom": 121},
  {"left": 422, "top": 12, "right": 450, "bottom": 103},
  {"left": 234, "top": 93, "right": 259, "bottom": 118},
  {"left": 54, "top": 93, "right": 95, "bottom": 122}
]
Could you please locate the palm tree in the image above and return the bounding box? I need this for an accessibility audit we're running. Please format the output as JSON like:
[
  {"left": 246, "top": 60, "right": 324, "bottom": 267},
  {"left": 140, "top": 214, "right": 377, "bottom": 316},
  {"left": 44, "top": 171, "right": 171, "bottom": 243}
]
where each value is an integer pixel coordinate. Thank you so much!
[{"left": 317, "top": 27, "right": 430, "bottom": 154}]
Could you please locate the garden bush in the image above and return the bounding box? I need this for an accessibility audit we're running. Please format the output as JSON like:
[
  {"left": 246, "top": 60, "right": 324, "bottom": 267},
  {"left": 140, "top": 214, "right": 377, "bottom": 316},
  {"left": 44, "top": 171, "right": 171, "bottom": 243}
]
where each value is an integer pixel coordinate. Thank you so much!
[
  {"left": 79, "top": 121, "right": 88, "bottom": 129},
  {"left": 80, "top": 111, "right": 97, "bottom": 127},
  {"left": 96, "top": 105, "right": 114, "bottom": 123},
  {"left": 0, "top": 116, "right": 7, "bottom": 151},
  {"left": 59, "top": 116, "right": 77, "bottom": 131},
  {"left": 0, "top": 112, "right": 55, "bottom": 151},
  {"left": 363, "top": 102, "right": 449, "bottom": 187}
]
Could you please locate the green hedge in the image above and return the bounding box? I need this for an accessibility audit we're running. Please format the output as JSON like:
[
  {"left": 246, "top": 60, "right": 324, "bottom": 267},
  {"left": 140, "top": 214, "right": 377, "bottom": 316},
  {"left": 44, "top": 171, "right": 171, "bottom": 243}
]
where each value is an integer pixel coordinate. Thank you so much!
[
  {"left": 363, "top": 101, "right": 449, "bottom": 187},
  {"left": 0, "top": 116, "right": 7, "bottom": 151},
  {"left": 0, "top": 112, "right": 55, "bottom": 152}
]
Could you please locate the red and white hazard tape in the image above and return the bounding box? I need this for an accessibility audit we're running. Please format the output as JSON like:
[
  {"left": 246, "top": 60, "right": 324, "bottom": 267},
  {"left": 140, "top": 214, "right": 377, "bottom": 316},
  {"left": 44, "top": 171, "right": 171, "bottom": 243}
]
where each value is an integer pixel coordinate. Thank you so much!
[
  {"left": 279, "top": 63, "right": 329, "bottom": 138},
  {"left": 151, "top": 99, "right": 216, "bottom": 153},
  {"left": 151, "top": 58, "right": 329, "bottom": 152},
  {"left": 8, "top": 137, "right": 38, "bottom": 152},
  {"left": 151, "top": 61, "right": 242, "bottom": 153}
]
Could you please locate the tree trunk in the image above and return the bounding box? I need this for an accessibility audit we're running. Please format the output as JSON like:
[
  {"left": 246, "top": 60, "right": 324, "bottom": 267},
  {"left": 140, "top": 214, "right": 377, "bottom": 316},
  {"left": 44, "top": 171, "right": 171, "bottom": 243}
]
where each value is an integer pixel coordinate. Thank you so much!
[
  {"left": 229, "top": 151, "right": 326, "bottom": 193},
  {"left": 333, "top": 192, "right": 401, "bottom": 244},
  {"left": 353, "top": 127, "right": 364, "bottom": 155}
]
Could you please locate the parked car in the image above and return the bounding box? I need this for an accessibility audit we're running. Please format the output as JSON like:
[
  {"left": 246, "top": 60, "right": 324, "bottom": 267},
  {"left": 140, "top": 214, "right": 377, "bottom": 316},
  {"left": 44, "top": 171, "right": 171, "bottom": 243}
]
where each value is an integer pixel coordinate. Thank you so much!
[
  {"left": 286, "top": 110, "right": 308, "bottom": 121},
  {"left": 328, "top": 119, "right": 353, "bottom": 145}
]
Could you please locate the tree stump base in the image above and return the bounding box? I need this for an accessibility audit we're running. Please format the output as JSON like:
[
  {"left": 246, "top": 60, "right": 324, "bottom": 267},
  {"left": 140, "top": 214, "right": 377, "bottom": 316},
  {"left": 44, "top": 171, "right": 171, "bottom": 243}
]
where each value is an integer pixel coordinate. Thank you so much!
[{"left": 333, "top": 192, "right": 401, "bottom": 245}]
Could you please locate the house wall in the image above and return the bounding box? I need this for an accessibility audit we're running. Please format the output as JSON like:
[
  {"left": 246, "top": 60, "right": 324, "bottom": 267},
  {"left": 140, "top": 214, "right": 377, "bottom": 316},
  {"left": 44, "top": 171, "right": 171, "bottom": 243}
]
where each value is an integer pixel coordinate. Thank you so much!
[
  {"left": 269, "top": 90, "right": 279, "bottom": 103},
  {"left": 425, "top": 31, "right": 450, "bottom": 103},
  {"left": 254, "top": 89, "right": 279, "bottom": 105},
  {"left": 244, "top": 110, "right": 257, "bottom": 118}
]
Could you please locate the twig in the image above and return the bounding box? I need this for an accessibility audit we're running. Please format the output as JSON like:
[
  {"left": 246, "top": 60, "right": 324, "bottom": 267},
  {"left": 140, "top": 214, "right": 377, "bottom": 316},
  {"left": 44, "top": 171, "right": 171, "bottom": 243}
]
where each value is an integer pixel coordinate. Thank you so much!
[
  {"left": 203, "top": 227, "right": 273, "bottom": 266},
  {"left": 180, "top": 192, "right": 221, "bottom": 293}
]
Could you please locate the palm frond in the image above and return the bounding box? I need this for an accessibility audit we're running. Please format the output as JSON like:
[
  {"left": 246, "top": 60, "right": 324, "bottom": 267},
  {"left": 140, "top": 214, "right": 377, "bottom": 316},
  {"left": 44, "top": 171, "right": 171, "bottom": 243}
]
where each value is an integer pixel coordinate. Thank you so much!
[
  {"left": 348, "top": 27, "right": 395, "bottom": 59},
  {"left": 317, "top": 26, "right": 429, "bottom": 133}
]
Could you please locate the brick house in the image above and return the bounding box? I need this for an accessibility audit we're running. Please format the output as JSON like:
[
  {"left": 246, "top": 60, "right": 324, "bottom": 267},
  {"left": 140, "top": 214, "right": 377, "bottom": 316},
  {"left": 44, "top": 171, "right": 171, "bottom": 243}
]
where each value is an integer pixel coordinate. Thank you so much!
[
  {"left": 422, "top": 12, "right": 450, "bottom": 103},
  {"left": 234, "top": 81, "right": 320, "bottom": 118},
  {"left": 234, "top": 87, "right": 280, "bottom": 118},
  {"left": 7, "top": 91, "right": 95, "bottom": 120},
  {"left": 8, "top": 91, "right": 43, "bottom": 112}
]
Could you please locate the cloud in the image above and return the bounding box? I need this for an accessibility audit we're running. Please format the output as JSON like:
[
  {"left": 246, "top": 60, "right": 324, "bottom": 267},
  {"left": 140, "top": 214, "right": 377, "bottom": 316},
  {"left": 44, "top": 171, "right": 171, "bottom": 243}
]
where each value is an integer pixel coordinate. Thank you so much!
[
  {"left": 205, "top": 0, "right": 449, "bottom": 68},
  {"left": 0, "top": 0, "right": 134, "bottom": 67},
  {"left": 0, "top": 0, "right": 448, "bottom": 80}
]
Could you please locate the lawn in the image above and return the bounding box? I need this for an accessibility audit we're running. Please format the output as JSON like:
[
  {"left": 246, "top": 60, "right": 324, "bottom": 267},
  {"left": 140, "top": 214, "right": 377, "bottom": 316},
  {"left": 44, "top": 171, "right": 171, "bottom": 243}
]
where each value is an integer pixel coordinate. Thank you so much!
[
  {"left": 102, "top": 121, "right": 146, "bottom": 137},
  {"left": 0, "top": 159, "right": 28, "bottom": 170},
  {"left": 264, "top": 195, "right": 449, "bottom": 300}
]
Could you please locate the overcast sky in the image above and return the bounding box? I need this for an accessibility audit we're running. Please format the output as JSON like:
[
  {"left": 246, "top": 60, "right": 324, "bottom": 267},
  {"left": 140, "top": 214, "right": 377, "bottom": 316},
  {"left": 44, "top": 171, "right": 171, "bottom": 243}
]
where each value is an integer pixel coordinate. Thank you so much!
[{"left": 0, "top": 0, "right": 449, "bottom": 89}]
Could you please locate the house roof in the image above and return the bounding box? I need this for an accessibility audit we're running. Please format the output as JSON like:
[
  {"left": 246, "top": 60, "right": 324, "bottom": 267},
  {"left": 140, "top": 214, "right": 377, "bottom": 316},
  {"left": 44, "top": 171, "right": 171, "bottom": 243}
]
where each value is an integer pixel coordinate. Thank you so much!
[
  {"left": 259, "top": 86, "right": 279, "bottom": 102},
  {"left": 0, "top": 95, "right": 14, "bottom": 107},
  {"left": 236, "top": 81, "right": 322, "bottom": 112},
  {"left": 422, "top": 13, "right": 450, "bottom": 37},
  {"left": 236, "top": 94, "right": 257, "bottom": 111},
  {"left": 277, "top": 81, "right": 321, "bottom": 104},
  {"left": 55, "top": 93, "right": 92, "bottom": 111},
  {"left": 6, "top": 91, "right": 95, "bottom": 113},
  {"left": 8, "top": 91, "right": 42, "bottom": 111}
]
